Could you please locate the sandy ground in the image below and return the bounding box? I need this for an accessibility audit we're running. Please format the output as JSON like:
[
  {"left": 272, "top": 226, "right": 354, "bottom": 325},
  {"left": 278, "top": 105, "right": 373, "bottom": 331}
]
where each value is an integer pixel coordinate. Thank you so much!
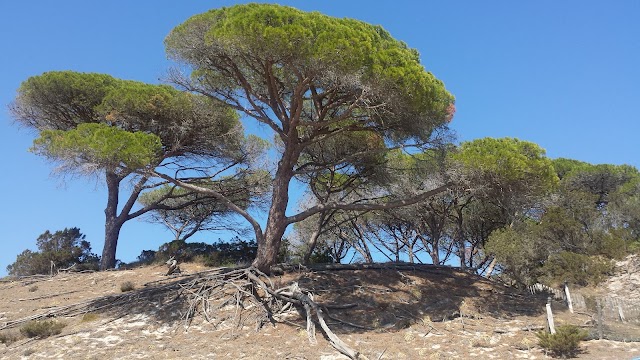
[{"left": 1, "top": 262, "right": 639, "bottom": 359}]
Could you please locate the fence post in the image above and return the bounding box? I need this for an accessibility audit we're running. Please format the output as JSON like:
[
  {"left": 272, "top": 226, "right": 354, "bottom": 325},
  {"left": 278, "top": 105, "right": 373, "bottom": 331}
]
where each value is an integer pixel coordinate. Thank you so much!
[
  {"left": 564, "top": 281, "right": 574, "bottom": 313},
  {"left": 596, "top": 298, "right": 603, "bottom": 340},
  {"left": 546, "top": 296, "right": 556, "bottom": 334},
  {"left": 618, "top": 301, "right": 626, "bottom": 322}
]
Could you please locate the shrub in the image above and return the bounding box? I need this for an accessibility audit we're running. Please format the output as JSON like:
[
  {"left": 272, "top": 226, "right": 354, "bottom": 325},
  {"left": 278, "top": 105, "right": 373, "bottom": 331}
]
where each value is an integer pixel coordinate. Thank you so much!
[
  {"left": 120, "top": 281, "right": 135, "bottom": 292},
  {"left": 20, "top": 320, "right": 66, "bottom": 339},
  {"left": 540, "top": 252, "right": 614, "bottom": 286},
  {"left": 136, "top": 250, "right": 157, "bottom": 265},
  {"left": 0, "top": 330, "right": 21, "bottom": 344},
  {"left": 536, "top": 325, "right": 588, "bottom": 358},
  {"left": 134, "top": 237, "right": 259, "bottom": 267},
  {"left": 7, "top": 228, "right": 100, "bottom": 276},
  {"left": 81, "top": 313, "right": 99, "bottom": 322},
  {"left": 23, "top": 349, "right": 36, "bottom": 356}
]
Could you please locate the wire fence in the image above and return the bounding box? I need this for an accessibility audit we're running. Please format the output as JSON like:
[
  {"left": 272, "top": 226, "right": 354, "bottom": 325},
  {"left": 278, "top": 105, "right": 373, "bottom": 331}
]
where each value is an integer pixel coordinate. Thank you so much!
[{"left": 528, "top": 283, "right": 640, "bottom": 342}]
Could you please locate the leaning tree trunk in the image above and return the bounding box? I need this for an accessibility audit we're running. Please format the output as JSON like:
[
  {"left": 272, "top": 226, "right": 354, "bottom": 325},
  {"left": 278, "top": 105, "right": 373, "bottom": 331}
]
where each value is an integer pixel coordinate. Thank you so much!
[
  {"left": 303, "top": 211, "right": 327, "bottom": 264},
  {"left": 484, "top": 257, "right": 498, "bottom": 278}
]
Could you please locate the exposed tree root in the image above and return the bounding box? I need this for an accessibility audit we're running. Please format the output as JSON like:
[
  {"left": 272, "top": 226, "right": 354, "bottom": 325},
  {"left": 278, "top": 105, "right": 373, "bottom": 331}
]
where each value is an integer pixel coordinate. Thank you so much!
[
  {"left": 180, "top": 267, "right": 368, "bottom": 359},
  {"left": 1, "top": 266, "right": 368, "bottom": 358}
]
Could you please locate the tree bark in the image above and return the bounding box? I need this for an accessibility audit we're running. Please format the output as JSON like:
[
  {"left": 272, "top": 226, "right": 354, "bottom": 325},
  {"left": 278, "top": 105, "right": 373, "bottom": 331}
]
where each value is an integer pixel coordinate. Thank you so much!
[
  {"left": 100, "top": 171, "right": 125, "bottom": 270},
  {"left": 101, "top": 218, "right": 124, "bottom": 270},
  {"left": 484, "top": 257, "right": 498, "bottom": 278},
  {"left": 252, "top": 144, "right": 299, "bottom": 273},
  {"left": 303, "top": 211, "right": 327, "bottom": 265},
  {"left": 455, "top": 205, "right": 466, "bottom": 270}
]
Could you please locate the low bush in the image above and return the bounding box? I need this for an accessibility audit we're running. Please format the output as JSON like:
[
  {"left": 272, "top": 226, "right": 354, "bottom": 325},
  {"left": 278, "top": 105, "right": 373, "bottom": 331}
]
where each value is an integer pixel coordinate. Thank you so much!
[
  {"left": 133, "top": 237, "right": 259, "bottom": 267},
  {"left": 81, "top": 313, "right": 99, "bottom": 322},
  {"left": 7, "top": 228, "right": 100, "bottom": 276},
  {"left": 0, "top": 330, "right": 21, "bottom": 344},
  {"left": 536, "top": 324, "right": 588, "bottom": 358},
  {"left": 120, "top": 281, "right": 135, "bottom": 292},
  {"left": 20, "top": 320, "right": 66, "bottom": 339}
]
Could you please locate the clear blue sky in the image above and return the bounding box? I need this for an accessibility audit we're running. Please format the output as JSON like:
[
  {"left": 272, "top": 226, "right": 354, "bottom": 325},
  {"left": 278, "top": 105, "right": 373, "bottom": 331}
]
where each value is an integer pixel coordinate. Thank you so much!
[{"left": 1, "top": 1, "right": 638, "bottom": 276}]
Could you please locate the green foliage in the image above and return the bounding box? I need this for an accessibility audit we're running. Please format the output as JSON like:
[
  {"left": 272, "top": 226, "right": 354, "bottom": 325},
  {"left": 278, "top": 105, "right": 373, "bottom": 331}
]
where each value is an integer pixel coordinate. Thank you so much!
[
  {"left": 133, "top": 237, "right": 258, "bottom": 267},
  {"left": 454, "top": 137, "right": 558, "bottom": 190},
  {"left": 277, "top": 238, "right": 293, "bottom": 263},
  {"left": 301, "top": 129, "right": 388, "bottom": 193},
  {"left": 136, "top": 250, "right": 157, "bottom": 265},
  {"left": 485, "top": 225, "right": 545, "bottom": 285},
  {"left": 12, "top": 70, "right": 246, "bottom": 270},
  {"left": 487, "top": 207, "right": 618, "bottom": 286},
  {"left": 99, "top": 81, "right": 243, "bottom": 158},
  {"left": 20, "top": 320, "right": 66, "bottom": 339},
  {"left": 15, "top": 71, "right": 246, "bottom": 170},
  {"left": 536, "top": 325, "right": 588, "bottom": 358},
  {"left": 552, "top": 158, "right": 589, "bottom": 180},
  {"left": 7, "top": 228, "right": 99, "bottom": 276},
  {"left": 485, "top": 157, "right": 639, "bottom": 286},
  {"left": 540, "top": 252, "right": 614, "bottom": 286},
  {"left": 563, "top": 163, "right": 639, "bottom": 210},
  {"left": 307, "top": 245, "right": 335, "bottom": 264},
  {"left": 13, "top": 71, "right": 242, "bottom": 150},
  {"left": 120, "top": 281, "right": 135, "bottom": 292},
  {"left": 166, "top": 3, "right": 454, "bottom": 143},
  {"left": 595, "top": 233, "right": 627, "bottom": 259},
  {"left": 32, "top": 123, "right": 162, "bottom": 171},
  {"left": 11, "top": 71, "right": 118, "bottom": 129}
]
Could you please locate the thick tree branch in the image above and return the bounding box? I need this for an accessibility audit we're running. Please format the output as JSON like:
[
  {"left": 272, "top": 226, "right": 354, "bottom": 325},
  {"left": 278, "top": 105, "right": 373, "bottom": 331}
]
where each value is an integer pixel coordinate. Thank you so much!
[
  {"left": 151, "top": 171, "right": 264, "bottom": 241},
  {"left": 286, "top": 183, "right": 451, "bottom": 226}
]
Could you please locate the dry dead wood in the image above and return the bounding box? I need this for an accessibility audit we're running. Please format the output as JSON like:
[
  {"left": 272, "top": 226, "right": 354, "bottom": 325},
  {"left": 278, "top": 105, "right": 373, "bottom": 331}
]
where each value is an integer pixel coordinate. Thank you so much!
[
  {"left": 178, "top": 267, "right": 368, "bottom": 359},
  {"left": 2, "top": 266, "right": 368, "bottom": 359}
]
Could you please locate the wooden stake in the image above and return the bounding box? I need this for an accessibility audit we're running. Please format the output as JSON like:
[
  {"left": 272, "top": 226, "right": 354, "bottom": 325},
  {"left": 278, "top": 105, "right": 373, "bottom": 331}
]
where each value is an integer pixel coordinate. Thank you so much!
[
  {"left": 618, "top": 301, "right": 626, "bottom": 322},
  {"left": 596, "top": 298, "right": 603, "bottom": 340},
  {"left": 564, "top": 282, "right": 574, "bottom": 314},
  {"left": 546, "top": 297, "right": 556, "bottom": 334}
]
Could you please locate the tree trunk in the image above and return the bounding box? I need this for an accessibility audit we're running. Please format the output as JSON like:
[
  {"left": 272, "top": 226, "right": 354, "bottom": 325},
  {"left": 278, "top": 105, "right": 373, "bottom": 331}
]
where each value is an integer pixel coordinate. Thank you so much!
[
  {"left": 252, "top": 145, "right": 299, "bottom": 273},
  {"left": 430, "top": 246, "right": 440, "bottom": 265},
  {"left": 253, "top": 200, "right": 287, "bottom": 272},
  {"left": 101, "top": 219, "right": 124, "bottom": 270},
  {"left": 303, "top": 211, "right": 327, "bottom": 264},
  {"left": 100, "top": 171, "right": 124, "bottom": 270},
  {"left": 484, "top": 257, "right": 498, "bottom": 278},
  {"left": 354, "top": 238, "right": 373, "bottom": 263},
  {"left": 407, "top": 241, "right": 415, "bottom": 263},
  {"left": 455, "top": 206, "right": 466, "bottom": 270}
]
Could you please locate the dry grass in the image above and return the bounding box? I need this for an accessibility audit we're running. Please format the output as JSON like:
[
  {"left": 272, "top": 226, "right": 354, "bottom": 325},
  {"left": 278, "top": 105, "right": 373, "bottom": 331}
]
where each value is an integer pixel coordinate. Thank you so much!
[
  {"left": 119, "top": 281, "right": 135, "bottom": 292},
  {"left": 20, "top": 320, "right": 66, "bottom": 339}
]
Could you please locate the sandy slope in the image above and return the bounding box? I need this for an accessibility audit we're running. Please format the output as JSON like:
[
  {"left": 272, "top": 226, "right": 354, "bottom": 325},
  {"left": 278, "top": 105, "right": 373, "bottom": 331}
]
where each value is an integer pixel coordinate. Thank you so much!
[{"left": 1, "top": 262, "right": 638, "bottom": 359}]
